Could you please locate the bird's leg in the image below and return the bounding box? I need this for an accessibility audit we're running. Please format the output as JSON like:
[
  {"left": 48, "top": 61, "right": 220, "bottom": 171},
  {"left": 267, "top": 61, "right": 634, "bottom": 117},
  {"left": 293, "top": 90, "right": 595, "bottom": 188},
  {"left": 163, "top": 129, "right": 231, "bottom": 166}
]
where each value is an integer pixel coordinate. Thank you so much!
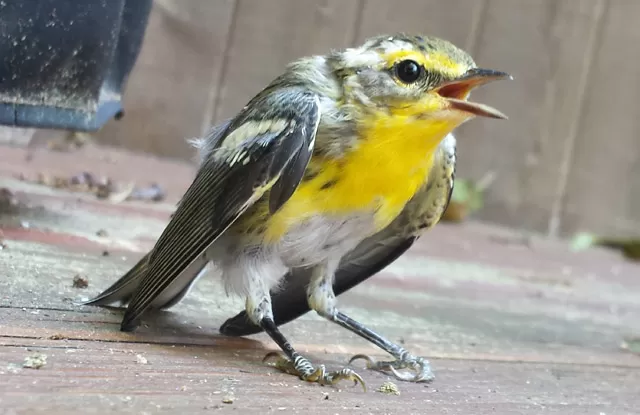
[
  {"left": 308, "top": 264, "right": 434, "bottom": 383},
  {"left": 337, "top": 312, "right": 434, "bottom": 382},
  {"left": 245, "top": 274, "right": 365, "bottom": 390}
]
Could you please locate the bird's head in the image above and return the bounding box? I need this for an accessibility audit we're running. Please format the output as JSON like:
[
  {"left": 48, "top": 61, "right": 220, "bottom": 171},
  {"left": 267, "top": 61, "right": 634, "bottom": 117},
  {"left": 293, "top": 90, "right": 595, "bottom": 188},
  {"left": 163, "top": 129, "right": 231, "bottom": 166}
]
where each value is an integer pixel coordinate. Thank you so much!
[{"left": 330, "top": 33, "right": 511, "bottom": 127}]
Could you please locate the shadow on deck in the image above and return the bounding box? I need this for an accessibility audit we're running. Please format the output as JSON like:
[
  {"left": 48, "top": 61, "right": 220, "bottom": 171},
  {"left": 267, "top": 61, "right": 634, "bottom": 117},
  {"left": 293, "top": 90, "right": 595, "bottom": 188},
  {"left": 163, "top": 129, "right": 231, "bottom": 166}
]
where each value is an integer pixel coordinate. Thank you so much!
[{"left": 1, "top": 144, "right": 639, "bottom": 414}]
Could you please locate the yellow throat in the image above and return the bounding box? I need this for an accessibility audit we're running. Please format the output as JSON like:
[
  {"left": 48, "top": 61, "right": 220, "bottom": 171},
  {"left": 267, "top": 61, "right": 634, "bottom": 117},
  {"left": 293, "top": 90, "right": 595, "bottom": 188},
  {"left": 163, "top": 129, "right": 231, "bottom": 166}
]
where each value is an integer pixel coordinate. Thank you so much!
[{"left": 263, "top": 109, "right": 460, "bottom": 241}]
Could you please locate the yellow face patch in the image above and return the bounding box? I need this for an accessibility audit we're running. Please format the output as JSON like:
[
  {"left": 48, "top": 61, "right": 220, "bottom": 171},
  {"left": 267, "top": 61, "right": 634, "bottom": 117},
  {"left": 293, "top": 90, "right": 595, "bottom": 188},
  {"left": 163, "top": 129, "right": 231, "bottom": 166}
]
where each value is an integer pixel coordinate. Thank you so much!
[{"left": 381, "top": 49, "right": 468, "bottom": 79}]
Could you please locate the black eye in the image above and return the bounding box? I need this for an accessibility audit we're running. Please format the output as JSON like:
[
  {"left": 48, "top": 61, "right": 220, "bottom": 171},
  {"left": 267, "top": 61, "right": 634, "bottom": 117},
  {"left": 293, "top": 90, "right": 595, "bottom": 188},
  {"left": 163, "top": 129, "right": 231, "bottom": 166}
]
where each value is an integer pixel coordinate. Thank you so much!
[{"left": 394, "top": 60, "right": 423, "bottom": 84}]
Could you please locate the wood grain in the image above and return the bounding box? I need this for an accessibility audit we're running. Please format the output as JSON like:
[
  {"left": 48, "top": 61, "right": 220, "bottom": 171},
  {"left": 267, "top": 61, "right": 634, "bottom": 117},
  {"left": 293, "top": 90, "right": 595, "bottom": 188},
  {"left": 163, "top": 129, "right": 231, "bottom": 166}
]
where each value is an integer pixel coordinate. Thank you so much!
[
  {"left": 561, "top": 0, "right": 640, "bottom": 237},
  {"left": 2, "top": 142, "right": 640, "bottom": 413},
  {"left": 451, "top": 0, "right": 605, "bottom": 234},
  {"left": 211, "top": 0, "right": 361, "bottom": 123},
  {"left": 356, "top": 0, "right": 486, "bottom": 50},
  {"left": 80, "top": 0, "right": 640, "bottom": 235},
  {"left": 95, "top": 0, "right": 236, "bottom": 160}
]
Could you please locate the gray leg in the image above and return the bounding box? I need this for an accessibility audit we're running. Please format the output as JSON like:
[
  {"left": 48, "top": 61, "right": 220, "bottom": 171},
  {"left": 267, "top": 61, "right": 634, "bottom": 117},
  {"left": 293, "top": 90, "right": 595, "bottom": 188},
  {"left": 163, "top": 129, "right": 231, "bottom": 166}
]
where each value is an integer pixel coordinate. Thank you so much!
[
  {"left": 244, "top": 272, "right": 365, "bottom": 389},
  {"left": 307, "top": 262, "right": 435, "bottom": 383}
]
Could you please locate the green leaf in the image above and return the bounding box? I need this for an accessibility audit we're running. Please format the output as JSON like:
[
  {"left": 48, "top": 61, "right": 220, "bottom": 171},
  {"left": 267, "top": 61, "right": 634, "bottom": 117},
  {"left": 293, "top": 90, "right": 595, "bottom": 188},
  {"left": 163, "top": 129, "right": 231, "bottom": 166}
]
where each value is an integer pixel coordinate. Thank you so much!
[
  {"left": 570, "top": 232, "right": 640, "bottom": 261},
  {"left": 622, "top": 337, "right": 640, "bottom": 354},
  {"left": 451, "top": 179, "right": 484, "bottom": 214},
  {"left": 570, "top": 232, "right": 598, "bottom": 252}
]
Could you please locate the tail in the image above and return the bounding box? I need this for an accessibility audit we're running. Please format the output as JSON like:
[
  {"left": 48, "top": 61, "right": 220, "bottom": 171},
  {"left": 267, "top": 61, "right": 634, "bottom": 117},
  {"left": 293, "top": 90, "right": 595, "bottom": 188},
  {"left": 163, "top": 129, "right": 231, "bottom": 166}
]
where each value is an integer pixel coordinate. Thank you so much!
[
  {"left": 78, "top": 253, "right": 151, "bottom": 307},
  {"left": 79, "top": 251, "right": 209, "bottom": 311}
]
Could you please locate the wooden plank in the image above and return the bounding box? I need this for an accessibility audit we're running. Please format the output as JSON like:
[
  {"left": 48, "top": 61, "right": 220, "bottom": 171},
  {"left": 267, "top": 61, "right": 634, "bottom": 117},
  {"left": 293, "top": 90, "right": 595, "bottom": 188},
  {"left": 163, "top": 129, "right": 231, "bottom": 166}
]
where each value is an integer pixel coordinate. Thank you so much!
[
  {"left": 355, "top": 0, "right": 486, "bottom": 51},
  {"left": 3, "top": 225, "right": 640, "bottom": 414},
  {"left": 2, "top": 143, "right": 640, "bottom": 413},
  {"left": 1, "top": 338, "right": 638, "bottom": 415},
  {"left": 212, "top": 0, "right": 361, "bottom": 123},
  {"left": 95, "top": 0, "right": 236, "bottom": 160},
  {"left": 0, "top": 126, "right": 35, "bottom": 147},
  {"left": 560, "top": 1, "right": 640, "bottom": 237},
  {"left": 453, "top": 0, "right": 603, "bottom": 234}
]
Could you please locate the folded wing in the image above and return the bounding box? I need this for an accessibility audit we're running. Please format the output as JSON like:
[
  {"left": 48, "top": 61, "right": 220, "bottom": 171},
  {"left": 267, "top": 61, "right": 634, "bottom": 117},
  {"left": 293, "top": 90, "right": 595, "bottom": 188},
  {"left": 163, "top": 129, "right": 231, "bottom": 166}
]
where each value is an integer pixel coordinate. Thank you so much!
[{"left": 82, "top": 87, "right": 321, "bottom": 332}]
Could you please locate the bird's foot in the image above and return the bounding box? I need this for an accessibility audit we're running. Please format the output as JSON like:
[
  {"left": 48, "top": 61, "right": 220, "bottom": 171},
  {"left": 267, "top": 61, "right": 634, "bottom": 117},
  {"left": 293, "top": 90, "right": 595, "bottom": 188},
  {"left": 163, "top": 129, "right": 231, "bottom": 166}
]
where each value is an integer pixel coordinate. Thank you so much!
[
  {"left": 263, "top": 351, "right": 366, "bottom": 391},
  {"left": 349, "top": 353, "right": 434, "bottom": 383}
]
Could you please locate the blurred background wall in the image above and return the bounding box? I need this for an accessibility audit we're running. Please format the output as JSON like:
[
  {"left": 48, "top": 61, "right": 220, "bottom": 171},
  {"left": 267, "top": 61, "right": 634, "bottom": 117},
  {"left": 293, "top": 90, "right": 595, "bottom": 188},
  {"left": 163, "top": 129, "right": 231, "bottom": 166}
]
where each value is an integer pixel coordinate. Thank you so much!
[{"left": 90, "top": 0, "right": 639, "bottom": 238}]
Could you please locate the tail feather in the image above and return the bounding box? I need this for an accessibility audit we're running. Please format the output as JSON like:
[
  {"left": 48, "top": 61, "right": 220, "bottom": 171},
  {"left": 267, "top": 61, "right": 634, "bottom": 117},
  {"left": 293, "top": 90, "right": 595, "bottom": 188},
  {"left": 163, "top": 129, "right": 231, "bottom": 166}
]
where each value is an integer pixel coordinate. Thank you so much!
[
  {"left": 79, "top": 253, "right": 150, "bottom": 307},
  {"left": 80, "top": 251, "right": 209, "bottom": 311}
]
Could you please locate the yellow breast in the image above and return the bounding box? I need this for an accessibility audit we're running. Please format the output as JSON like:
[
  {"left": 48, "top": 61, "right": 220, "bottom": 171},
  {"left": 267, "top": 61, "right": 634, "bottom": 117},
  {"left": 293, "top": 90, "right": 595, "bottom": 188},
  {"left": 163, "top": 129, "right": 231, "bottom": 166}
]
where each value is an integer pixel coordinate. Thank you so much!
[{"left": 263, "top": 110, "right": 455, "bottom": 242}]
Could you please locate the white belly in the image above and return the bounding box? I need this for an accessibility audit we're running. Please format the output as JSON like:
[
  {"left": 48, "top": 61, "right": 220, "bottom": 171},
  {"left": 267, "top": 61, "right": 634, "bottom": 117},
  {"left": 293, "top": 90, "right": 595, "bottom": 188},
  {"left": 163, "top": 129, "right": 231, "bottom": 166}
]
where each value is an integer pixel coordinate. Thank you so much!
[{"left": 207, "top": 211, "right": 376, "bottom": 297}]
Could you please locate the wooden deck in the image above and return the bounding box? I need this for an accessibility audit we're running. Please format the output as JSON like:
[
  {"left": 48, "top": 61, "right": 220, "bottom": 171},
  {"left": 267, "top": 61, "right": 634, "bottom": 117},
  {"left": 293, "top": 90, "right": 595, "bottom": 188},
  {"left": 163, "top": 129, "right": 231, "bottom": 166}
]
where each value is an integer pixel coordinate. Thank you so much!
[{"left": 1, "top": 144, "right": 639, "bottom": 414}]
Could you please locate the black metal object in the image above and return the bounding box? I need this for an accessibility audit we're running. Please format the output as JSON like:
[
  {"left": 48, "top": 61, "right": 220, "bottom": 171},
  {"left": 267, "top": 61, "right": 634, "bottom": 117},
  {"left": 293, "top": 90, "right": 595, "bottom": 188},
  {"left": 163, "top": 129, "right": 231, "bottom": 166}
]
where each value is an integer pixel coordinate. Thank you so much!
[{"left": 0, "top": 0, "right": 152, "bottom": 131}]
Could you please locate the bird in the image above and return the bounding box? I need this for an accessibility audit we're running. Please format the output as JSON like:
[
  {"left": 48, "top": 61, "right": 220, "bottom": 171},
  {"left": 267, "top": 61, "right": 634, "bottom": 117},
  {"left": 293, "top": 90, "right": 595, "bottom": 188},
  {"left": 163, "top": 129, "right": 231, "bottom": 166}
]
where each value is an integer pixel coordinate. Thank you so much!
[{"left": 81, "top": 33, "right": 511, "bottom": 389}]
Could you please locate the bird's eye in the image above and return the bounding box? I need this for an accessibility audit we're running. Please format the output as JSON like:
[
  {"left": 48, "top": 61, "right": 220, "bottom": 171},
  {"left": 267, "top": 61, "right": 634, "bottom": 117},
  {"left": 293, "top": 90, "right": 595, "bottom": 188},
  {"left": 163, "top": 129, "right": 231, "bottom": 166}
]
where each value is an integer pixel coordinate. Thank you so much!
[{"left": 394, "top": 59, "right": 423, "bottom": 84}]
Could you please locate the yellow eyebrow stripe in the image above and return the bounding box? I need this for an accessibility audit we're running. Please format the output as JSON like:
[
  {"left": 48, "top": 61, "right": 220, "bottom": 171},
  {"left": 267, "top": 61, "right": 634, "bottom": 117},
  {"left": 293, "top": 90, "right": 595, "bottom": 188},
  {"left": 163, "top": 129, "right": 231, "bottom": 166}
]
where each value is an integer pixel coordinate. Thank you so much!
[{"left": 382, "top": 49, "right": 467, "bottom": 78}]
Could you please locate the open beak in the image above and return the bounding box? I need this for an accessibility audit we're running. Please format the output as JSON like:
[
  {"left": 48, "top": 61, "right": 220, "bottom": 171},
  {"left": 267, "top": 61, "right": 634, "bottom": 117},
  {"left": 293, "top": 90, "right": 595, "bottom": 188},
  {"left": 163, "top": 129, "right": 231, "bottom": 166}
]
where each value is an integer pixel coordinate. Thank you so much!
[{"left": 434, "top": 68, "right": 512, "bottom": 119}]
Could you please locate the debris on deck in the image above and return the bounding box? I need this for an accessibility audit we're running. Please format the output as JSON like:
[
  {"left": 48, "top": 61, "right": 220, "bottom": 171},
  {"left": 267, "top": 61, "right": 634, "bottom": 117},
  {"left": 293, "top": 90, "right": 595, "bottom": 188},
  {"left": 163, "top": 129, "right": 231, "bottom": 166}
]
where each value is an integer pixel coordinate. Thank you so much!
[
  {"left": 1, "top": 144, "right": 640, "bottom": 414},
  {"left": 22, "top": 353, "right": 47, "bottom": 370}
]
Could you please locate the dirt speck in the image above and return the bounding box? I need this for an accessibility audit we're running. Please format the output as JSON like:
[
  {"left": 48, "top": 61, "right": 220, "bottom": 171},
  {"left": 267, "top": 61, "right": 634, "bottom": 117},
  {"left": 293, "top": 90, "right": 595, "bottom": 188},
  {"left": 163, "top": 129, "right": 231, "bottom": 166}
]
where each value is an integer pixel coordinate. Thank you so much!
[
  {"left": 46, "top": 131, "right": 92, "bottom": 152},
  {"left": 23, "top": 353, "right": 47, "bottom": 369},
  {"left": 0, "top": 187, "right": 22, "bottom": 214},
  {"left": 129, "top": 183, "right": 166, "bottom": 202},
  {"left": 31, "top": 171, "right": 117, "bottom": 200},
  {"left": 72, "top": 274, "right": 89, "bottom": 289},
  {"left": 26, "top": 171, "right": 166, "bottom": 204},
  {"left": 377, "top": 381, "right": 400, "bottom": 395},
  {"left": 222, "top": 394, "right": 235, "bottom": 404}
]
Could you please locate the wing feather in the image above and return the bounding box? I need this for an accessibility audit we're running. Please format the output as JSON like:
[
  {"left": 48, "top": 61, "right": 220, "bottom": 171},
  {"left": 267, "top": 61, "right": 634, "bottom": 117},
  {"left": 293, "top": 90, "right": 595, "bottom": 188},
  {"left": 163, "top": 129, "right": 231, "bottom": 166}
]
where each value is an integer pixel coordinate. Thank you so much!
[{"left": 83, "top": 87, "right": 321, "bottom": 332}]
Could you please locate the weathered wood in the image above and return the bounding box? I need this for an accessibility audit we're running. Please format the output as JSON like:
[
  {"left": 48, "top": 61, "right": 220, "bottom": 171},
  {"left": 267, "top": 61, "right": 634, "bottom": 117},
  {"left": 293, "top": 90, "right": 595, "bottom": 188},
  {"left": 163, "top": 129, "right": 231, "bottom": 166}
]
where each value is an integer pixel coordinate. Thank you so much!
[
  {"left": 561, "top": 0, "right": 640, "bottom": 237},
  {"left": 0, "top": 126, "right": 35, "bottom": 147},
  {"left": 453, "top": 0, "right": 604, "bottom": 235},
  {"left": 356, "top": 0, "right": 486, "bottom": 51},
  {"left": 212, "top": 0, "right": 361, "bottom": 123},
  {"left": 1, "top": 337, "right": 637, "bottom": 415},
  {"left": 95, "top": 0, "right": 236, "bottom": 160},
  {"left": 51, "top": 0, "right": 639, "bottom": 236},
  {"left": 1, "top": 143, "right": 640, "bottom": 414}
]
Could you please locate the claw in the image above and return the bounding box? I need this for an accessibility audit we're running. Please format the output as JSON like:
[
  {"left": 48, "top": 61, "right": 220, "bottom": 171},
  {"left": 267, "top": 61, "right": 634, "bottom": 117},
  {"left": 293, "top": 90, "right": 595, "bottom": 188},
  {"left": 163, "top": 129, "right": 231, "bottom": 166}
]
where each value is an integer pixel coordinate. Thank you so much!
[
  {"left": 333, "top": 368, "right": 366, "bottom": 391},
  {"left": 262, "top": 351, "right": 301, "bottom": 376},
  {"left": 347, "top": 353, "right": 435, "bottom": 383},
  {"left": 348, "top": 353, "right": 376, "bottom": 368},
  {"left": 388, "top": 365, "right": 420, "bottom": 382},
  {"left": 262, "top": 351, "right": 366, "bottom": 391},
  {"left": 262, "top": 351, "right": 286, "bottom": 364}
]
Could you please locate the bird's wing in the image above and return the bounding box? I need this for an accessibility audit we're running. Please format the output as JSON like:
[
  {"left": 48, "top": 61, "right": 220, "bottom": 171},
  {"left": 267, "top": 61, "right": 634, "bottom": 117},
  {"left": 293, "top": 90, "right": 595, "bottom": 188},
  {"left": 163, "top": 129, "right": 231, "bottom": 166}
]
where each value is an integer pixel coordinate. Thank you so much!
[
  {"left": 79, "top": 252, "right": 151, "bottom": 308},
  {"left": 220, "top": 133, "right": 457, "bottom": 336},
  {"left": 79, "top": 120, "right": 233, "bottom": 310},
  {"left": 82, "top": 87, "right": 321, "bottom": 331}
]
